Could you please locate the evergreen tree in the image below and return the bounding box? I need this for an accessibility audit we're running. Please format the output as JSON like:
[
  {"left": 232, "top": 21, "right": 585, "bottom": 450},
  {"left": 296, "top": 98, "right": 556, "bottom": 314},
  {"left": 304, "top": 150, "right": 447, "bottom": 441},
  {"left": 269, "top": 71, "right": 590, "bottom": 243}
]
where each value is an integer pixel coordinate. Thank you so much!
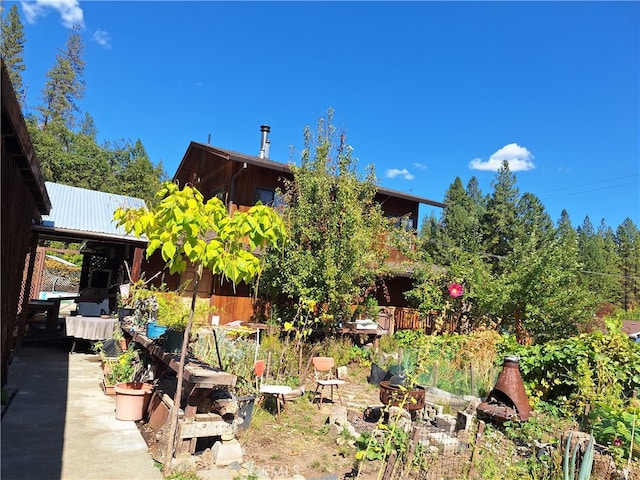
[
  {"left": 482, "top": 161, "right": 519, "bottom": 272},
  {"left": 597, "top": 220, "right": 624, "bottom": 307},
  {"left": 79, "top": 112, "right": 97, "bottom": 139},
  {"left": 37, "top": 25, "right": 85, "bottom": 128},
  {"left": 577, "top": 216, "right": 617, "bottom": 305},
  {"left": 515, "top": 192, "right": 555, "bottom": 247},
  {"left": 107, "top": 139, "right": 167, "bottom": 203},
  {"left": 0, "top": 4, "right": 26, "bottom": 105},
  {"left": 616, "top": 218, "right": 640, "bottom": 311}
]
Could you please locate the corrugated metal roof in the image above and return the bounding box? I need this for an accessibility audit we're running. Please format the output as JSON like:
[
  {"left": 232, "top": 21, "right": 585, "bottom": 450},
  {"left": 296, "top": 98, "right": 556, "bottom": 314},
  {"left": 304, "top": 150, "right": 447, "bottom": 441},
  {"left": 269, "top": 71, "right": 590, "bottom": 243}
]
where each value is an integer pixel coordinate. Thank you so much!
[{"left": 39, "top": 182, "right": 147, "bottom": 243}]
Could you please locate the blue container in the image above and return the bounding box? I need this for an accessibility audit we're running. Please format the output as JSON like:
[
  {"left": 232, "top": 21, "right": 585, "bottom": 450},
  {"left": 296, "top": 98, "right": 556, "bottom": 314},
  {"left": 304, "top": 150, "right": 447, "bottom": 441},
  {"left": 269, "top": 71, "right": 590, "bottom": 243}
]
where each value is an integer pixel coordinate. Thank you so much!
[{"left": 146, "top": 321, "right": 168, "bottom": 339}]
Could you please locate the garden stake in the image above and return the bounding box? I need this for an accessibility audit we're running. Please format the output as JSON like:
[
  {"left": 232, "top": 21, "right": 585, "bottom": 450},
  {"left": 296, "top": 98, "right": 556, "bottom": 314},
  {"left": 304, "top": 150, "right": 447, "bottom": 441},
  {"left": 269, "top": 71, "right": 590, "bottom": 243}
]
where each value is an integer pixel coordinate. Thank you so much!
[
  {"left": 212, "top": 328, "right": 224, "bottom": 370},
  {"left": 381, "top": 450, "right": 396, "bottom": 480},
  {"left": 628, "top": 408, "right": 637, "bottom": 471}
]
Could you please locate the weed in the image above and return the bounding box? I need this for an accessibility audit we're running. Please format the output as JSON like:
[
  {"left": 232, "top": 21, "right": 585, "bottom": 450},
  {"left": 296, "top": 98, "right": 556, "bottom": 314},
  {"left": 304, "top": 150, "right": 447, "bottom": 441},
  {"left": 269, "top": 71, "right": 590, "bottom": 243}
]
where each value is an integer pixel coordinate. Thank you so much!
[{"left": 164, "top": 471, "right": 201, "bottom": 480}]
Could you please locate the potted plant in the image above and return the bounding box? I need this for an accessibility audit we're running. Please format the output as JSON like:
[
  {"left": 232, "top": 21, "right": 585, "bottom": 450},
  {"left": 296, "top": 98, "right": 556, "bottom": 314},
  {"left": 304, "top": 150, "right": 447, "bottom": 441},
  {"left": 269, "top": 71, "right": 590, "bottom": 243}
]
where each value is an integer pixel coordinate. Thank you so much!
[
  {"left": 98, "top": 346, "right": 142, "bottom": 395},
  {"left": 114, "top": 181, "right": 286, "bottom": 474},
  {"left": 153, "top": 289, "right": 213, "bottom": 352}
]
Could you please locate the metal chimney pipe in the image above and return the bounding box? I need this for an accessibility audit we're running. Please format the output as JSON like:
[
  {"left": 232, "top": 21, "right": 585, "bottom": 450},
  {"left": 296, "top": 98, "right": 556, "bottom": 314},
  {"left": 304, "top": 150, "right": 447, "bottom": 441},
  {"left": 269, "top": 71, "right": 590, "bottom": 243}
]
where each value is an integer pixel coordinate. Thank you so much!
[{"left": 259, "top": 125, "right": 270, "bottom": 158}]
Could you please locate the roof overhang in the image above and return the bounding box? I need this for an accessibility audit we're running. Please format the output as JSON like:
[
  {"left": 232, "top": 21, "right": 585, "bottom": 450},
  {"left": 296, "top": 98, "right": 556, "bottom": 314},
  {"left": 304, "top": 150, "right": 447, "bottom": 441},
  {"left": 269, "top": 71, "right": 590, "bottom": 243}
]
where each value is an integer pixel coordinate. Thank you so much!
[
  {"left": 179, "top": 141, "right": 445, "bottom": 208},
  {"left": 1, "top": 61, "right": 51, "bottom": 219}
]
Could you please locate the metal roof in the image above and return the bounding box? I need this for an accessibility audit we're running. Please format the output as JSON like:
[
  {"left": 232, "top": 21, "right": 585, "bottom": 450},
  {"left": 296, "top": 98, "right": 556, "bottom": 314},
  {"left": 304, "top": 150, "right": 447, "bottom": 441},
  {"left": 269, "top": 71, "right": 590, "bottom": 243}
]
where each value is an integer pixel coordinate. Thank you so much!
[{"left": 32, "top": 182, "right": 147, "bottom": 244}]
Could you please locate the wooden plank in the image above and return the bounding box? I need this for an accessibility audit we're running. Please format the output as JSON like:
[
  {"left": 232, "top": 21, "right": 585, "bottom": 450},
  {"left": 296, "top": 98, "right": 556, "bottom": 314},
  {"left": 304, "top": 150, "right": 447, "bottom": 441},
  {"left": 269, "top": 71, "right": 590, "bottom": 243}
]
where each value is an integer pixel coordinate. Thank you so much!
[
  {"left": 178, "top": 418, "right": 236, "bottom": 438},
  {"left": 130, "top": 329, "right": 237, "bottom": 386}
]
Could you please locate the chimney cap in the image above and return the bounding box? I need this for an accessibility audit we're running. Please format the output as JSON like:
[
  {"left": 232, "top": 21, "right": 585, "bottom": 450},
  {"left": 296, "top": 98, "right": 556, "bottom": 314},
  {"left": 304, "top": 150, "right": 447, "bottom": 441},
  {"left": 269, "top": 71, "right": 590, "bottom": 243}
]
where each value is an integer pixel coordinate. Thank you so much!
[{"left": 260, "top": 125, "right": 271, "bottom": 132}]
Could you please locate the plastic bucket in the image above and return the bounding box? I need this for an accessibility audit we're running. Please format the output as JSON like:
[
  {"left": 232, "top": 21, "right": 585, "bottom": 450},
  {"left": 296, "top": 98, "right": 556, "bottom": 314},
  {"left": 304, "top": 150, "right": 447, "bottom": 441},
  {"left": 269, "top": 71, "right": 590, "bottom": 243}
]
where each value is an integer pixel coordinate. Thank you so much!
[
  {"left": 163, "top": 330, "right": 184, "bottom": 353},
  {"left": 146, "top": 322, "right": 168, "bottom": 339}
]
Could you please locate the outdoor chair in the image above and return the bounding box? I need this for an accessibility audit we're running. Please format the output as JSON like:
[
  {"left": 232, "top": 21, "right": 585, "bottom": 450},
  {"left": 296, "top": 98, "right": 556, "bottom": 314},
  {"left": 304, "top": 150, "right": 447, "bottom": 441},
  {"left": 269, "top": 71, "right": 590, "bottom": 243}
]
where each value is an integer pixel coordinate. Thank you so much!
[
  {"left": 312, "top": 356, "right": 345, "bottom": 408},
  {"left": 254, "top": 359, "right": 292, "bottom": 420}
]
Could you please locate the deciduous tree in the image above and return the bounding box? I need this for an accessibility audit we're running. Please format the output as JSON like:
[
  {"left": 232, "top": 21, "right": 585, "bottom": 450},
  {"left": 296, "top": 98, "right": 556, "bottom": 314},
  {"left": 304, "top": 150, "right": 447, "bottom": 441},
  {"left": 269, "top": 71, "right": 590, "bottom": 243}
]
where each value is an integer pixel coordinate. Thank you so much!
[{"left": 260, "top": 109, "right": 392, "bottom": 322}]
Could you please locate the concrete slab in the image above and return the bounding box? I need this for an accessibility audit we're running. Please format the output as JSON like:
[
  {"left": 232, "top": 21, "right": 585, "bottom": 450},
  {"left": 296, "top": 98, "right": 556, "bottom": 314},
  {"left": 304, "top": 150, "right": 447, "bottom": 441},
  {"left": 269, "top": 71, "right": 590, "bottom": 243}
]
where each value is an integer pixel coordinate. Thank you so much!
[{"left": 1, "top": 342, "right": 162, "bottom": 480}]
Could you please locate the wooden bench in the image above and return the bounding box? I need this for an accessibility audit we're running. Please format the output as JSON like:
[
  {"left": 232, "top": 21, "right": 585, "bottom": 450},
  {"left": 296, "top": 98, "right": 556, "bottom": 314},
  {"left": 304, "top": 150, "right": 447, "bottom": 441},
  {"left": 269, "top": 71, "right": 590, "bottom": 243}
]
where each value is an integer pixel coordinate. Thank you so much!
[{"left": 128, "top": 329, "right": 238, "bottom": 457}]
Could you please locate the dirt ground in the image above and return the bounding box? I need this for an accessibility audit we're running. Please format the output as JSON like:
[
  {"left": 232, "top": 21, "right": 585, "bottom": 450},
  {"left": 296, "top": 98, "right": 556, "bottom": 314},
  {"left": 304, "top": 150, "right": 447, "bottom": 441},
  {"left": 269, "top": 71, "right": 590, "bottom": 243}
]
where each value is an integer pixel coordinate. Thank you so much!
[
  {"left": 138, "top": 363, "right": 386, "bottom": 479},
  {"left": 237, "top": 363, "right": 383, "bottom": 479}
]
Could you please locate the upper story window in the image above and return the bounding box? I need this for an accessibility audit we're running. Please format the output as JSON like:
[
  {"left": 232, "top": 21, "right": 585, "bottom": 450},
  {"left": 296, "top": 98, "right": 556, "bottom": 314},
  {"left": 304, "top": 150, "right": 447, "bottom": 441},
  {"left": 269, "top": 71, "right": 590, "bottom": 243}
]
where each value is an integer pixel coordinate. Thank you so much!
[
  {"left": 255, "top": 187, "right": 275, "bottom": 205},
  {"left": 255, "top": 187, "right": 285, "bottom": 208},
  {"left": 388, "top": 215, "right": 415, "bottom": 231}
]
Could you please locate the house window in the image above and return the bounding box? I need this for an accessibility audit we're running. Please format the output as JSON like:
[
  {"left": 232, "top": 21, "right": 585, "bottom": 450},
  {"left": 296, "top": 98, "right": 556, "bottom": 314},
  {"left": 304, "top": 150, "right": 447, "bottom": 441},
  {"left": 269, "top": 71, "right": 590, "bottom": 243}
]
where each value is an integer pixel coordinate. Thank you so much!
[
  {"left": 388, "top": 215, "right": 415, "bottom": 231},
  {"left": 255, "top": 187, "right": 275, "bottom": 205},
  {"left": 211, "top": 185, "right": 226, "bottom": 202}
]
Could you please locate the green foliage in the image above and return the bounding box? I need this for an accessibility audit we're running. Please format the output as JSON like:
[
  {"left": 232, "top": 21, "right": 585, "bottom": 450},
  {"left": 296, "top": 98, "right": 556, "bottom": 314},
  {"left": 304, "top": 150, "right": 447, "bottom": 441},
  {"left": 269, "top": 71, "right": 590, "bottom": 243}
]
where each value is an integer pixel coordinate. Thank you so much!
[
  {"left": 260, "top": 108, "right": 395, "bottom": 322},
  {"left": 589, "top": 404, "right": 640, "bottom": 464},
  {"left": 164, "top": 471, "right": 201, "bottom": 480},
  {"left": 1, "top": 4, "right": 26, "bottom": 104},
  {"left": 100, "top": 347, "right": 144, "bottom": 385},
  {"left": 504, "top": 414, "right": 569, "bottom": 447},
  {"left": 154, "top": 290, "right": 213, "bottom": 332},
  {"left": 37, "top": 25, "right": 85, "bottom": 129},
  {"left": 563, "top": 430, "right": 595, "bottom": 480},
  {"left": 193, "top": 330, "right": 260, "bottom": 395},
  {"left": 115, "top": 181, "right": 285, "bottom": 281},
  {"left": 317, "top": 336, "right": 371, "bottom": 367},
  {"left": 506, "top": 325, "right": 640, "bottom": 419}
]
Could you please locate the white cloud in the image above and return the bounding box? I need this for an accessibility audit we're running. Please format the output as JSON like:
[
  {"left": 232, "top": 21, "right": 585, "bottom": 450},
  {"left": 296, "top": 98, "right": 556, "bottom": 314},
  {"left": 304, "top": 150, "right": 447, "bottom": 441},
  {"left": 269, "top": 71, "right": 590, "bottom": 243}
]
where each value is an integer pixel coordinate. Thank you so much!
[
  {"left": 412, "top": 162, "right": 428, "bottom": 170},
  {"left": 386, "top": 168, "right": 415, "bottom": 180},
  {"left": 92, "top": 29, "right": 111, "bottom": 49},
  {"left": 21, "top": 0, "right": 84, "bottom": 28},
  {"left": 469, "top": 143, "right": 535, "bottom": 172}
]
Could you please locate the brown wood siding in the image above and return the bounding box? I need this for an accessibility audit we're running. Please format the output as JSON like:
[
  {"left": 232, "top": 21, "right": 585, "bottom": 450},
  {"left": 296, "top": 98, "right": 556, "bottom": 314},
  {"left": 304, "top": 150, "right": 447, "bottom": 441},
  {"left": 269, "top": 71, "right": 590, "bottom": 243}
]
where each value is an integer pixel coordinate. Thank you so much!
[
  {"left": 1, "top": 152, "right": 38, "bottom": 385},
  {"left": 210, "top": 295, "right": 254, "bottom": 325}
]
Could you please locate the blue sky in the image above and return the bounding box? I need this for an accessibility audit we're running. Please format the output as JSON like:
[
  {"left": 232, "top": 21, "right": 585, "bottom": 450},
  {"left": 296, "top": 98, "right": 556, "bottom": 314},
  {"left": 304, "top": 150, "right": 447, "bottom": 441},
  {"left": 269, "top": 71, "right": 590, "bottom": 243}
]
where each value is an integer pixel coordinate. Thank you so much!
[{"left": 11, "top": 0, "right": 640, "bottom": 230}]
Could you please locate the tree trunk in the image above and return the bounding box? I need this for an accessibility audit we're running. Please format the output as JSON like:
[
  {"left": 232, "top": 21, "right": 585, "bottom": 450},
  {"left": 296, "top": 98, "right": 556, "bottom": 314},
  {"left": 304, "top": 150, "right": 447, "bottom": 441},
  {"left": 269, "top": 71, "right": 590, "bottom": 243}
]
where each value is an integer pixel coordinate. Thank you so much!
[{"left": 162, "top": 263, "right": 202, "bottom": 476}]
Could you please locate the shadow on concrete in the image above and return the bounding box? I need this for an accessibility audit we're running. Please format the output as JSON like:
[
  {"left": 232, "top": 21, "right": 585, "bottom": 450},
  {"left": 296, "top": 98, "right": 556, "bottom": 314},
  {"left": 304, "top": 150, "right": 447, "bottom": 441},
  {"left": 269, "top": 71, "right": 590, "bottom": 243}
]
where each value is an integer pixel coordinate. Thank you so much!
[{"left": 1, "top": 340, "right": 71, "bottom": 480}]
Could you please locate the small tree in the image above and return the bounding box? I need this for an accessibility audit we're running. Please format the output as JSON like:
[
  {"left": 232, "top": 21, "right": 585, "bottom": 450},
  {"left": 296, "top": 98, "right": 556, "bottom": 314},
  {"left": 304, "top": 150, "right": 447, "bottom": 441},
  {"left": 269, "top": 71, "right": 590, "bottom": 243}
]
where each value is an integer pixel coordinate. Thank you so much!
[
  {"left": 260, "top": 109, "right": 391, "bottom": 322},
  {"left": 114, "top": 181, "right": 286, "bottom": 475}
]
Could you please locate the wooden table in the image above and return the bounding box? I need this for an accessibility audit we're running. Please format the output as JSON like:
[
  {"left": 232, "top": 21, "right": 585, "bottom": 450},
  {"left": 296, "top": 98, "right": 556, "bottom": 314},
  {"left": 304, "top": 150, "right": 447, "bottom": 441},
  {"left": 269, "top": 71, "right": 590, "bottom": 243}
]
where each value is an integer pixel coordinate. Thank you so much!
[
  {"left": 65, "top": 316, "right": 117, "bottom": 340},
  {"left": 128, "top": 329, "right": 238, "bottom": 457}
]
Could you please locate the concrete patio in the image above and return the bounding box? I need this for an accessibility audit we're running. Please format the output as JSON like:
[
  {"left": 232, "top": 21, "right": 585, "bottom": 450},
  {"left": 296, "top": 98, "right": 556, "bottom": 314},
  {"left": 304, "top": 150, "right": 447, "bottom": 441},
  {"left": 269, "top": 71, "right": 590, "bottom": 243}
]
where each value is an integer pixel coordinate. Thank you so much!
[{"left": 1, "top": 339, "right": 163, "bottom": 480}]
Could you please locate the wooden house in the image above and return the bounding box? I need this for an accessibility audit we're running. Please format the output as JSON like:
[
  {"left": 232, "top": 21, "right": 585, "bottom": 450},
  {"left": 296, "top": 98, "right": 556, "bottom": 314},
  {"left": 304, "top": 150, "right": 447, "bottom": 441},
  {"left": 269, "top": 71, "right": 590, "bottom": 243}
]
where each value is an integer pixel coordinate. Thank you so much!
[
  {"left": 142, "top": 126, "right": 445, "bottom": 325},
  {"left": 1, "top": 60, "right": 51, "bottom": 385}
]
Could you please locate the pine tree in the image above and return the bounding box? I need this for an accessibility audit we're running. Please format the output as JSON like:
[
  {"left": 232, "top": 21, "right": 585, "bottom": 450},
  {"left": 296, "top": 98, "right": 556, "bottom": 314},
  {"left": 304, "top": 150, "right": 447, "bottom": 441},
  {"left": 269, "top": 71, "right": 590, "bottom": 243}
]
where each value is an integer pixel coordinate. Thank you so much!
[
  {"left": 597, "top": 220, "right": 624, "bottom": 307},
  {"left": 37, "top": 24, "right": 85, "bottom": 128},
  {"left": 482, "top": 160, "right": 519, "bottom": 272},
  {"left": 577, "top": 216, "right": 617, "bottom": 305},
  {"left": 616, "top": 218, "right": 640, "bottom": 311},
  {"left": 1, "top": 4, "right": 26, "bottom": 105}
]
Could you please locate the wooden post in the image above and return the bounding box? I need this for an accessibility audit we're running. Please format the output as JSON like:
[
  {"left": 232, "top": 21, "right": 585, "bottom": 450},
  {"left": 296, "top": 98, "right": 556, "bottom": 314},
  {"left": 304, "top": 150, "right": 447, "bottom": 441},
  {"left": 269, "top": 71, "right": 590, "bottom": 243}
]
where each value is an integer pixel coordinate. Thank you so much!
[
  {"left": 470, "top": 362, "right": 475, "bottom": 397},
  {"left": 381, "top": 450, "right": 397, "bottom": 480}
]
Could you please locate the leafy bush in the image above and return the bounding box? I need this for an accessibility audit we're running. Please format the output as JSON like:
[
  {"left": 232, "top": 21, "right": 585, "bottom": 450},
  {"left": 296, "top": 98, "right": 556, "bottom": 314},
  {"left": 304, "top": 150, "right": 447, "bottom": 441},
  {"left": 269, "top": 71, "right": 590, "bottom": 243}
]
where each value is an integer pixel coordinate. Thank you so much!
[
  {"left": 508, "top": 328, "right": 640, "bottom": 418},
  {"left": 589, "top": 404, "right": 640, "bottom": 464}
]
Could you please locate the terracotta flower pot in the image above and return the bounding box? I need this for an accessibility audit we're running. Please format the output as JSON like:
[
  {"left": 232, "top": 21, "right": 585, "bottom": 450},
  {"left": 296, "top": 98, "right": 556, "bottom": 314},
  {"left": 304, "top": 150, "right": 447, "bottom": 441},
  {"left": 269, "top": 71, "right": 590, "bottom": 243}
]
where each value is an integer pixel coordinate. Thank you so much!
[{"left": 114, "top": 382, "right": 152, "bottom": 421}]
